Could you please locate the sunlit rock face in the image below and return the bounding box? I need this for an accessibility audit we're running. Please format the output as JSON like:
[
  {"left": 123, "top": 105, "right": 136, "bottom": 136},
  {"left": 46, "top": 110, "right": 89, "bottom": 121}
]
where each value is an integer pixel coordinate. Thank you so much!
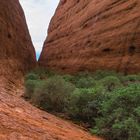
[
  {"left": 0, "top": 0, "right": 36, "bottom": 87},
  {"left": 39, "top": 0, "right": 140, "bottom": 74}
]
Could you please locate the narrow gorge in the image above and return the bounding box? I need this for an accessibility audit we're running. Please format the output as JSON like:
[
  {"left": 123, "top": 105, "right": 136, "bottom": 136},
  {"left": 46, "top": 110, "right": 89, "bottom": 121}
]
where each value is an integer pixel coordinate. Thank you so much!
[
  {"left": 0, "top": 0, "right": 101, "bottom": 139},
  {"left": 0, "top": 0, "right": 140, "bottom": 139}
]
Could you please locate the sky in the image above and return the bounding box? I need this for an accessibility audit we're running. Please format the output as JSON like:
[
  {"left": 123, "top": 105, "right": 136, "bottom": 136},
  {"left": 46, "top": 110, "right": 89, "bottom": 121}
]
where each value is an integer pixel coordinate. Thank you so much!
[{"left": 19, "top": 0, "right": 59, "bottom": 59}]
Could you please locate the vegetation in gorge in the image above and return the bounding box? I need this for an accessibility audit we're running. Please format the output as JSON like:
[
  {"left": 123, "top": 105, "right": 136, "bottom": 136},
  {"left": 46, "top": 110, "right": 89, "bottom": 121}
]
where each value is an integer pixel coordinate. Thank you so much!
[{"left": 24, "top": 68, "right": 140, "bottom": 140}]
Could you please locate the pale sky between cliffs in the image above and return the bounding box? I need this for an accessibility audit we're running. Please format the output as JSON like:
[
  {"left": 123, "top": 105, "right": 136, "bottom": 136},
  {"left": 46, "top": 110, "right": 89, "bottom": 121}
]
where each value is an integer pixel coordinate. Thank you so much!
[{"left": 19, "top": 0, "right": 59, "bottom": 59}]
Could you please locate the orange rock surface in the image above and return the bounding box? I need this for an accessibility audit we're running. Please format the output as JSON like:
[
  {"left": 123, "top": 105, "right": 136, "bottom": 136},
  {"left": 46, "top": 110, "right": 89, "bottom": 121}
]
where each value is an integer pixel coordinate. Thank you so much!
[
  {"left": 39, "top": 0, "right": 140, "bottom": 74},
  {"left": 0, "top": 0, "right": 36, "bottom": 83},
  {"left": 0, "top": 1, "right": 102, "bottom": 140}
]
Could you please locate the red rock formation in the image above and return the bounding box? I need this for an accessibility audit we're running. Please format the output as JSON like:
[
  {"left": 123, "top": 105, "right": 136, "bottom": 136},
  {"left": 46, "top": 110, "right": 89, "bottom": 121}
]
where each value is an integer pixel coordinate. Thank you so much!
[
  {"left": 0, "top": 1, "right": 102, "bottom": 139},
  {"left": 0, "top": 0, "right": 36, "bottom": 85},
  {"left": 39, "top": 0, "right": 140, "bottom": 74}
]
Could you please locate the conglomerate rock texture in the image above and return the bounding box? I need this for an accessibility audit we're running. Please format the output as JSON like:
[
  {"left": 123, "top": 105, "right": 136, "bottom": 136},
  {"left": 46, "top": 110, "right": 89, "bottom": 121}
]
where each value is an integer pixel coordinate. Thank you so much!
[
  {"left": 39, "top": 0, "right": 140, "bottom": 74},
  {"left": 0, "top": 1, "right": 102, "bottom": 140},
  {"left": 0, "top": 0, "right": 36, "bottom": 85}
]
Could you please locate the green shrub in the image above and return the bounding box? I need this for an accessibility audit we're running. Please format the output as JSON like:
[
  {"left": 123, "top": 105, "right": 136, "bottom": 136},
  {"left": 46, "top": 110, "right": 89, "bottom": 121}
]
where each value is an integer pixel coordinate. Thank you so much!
[
  {"left": 32, "top": 76, "right": 75, "bottom": 112},
  {"left": 92, "top": 83, "right": 140, "bottom": 140},
  {"left": 93, "top": 70, "right": 120, "bottom": 80},
  {"left": 70, "top": 71, "right": 94, "bottom": 84},
  {"left": 75, "top": 77, "right": 96, "bottom": 88},
  {"left": 31, "top": 67, "right": 56, "bottom": 79},
  {"left": 24, "top": 69, "right": 140, "bottom": 140},
  {"left": 66, "top": 86, "right": 104, "bottom": 122},
  {"left": 24, "top": 80, "right": 36, "bottom": 99},
  {"left": 121, "top": 74, "right": 140, "bottom": 84},
  {"left": 62, "top": 74, "right": 74, "bottom": 82},
  {"left": 98, "top": 76, "right": 122, "bottom": 92},
  {"left": 25, "top": 73, "right": 39, "bottom": 80},
  {"left": 24, "top": 79, "right": 45, "bottom": 100}
]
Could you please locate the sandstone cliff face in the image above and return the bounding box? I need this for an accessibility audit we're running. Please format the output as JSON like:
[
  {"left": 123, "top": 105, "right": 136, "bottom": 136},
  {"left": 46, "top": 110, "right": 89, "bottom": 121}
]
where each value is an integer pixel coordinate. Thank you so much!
[
  {"left": 0, "top": 1, "right": 102, "bottom": 139},
  {"left": 0, "top": 0, "right": 36, "bottom": 85},
  {"left": 39, "top": 0, "right": 140, "bottom": 74}
]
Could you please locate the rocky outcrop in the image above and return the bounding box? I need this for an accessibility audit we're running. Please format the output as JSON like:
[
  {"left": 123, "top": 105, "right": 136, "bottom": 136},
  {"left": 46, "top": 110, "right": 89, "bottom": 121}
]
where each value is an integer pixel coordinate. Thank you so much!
[
  {"left": 39, "top": 0, "right": 140, "bottom": 74},
  {"left": 0, "top": 1, "right": 102, "bottom": 139},
  {"left": 0, "top": 0, "right": 36, "bottom": 86}
]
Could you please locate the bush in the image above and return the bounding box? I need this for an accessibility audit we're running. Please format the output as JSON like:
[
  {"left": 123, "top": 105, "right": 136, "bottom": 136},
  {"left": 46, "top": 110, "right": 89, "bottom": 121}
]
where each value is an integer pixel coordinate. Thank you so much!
[
  {"left": 62, "top": 74, "right": 74, "bottom": 82},
  {"left": 32, "top": 76, "right": 75, "bottom": 112},
  {"left": 92, "top": 83, "right": 140, "bottom": 140},
  {"left": 93, "top": 70, "right": 120, "bottom": 80},
  {"left": 75, "top": 77, "right": 96, "bottom": 88},
  {"left": 66, "top": 85, "right": 104, "bottom": 122},
  {"left": 24, "top": 80, "right": 36, "bottom": 99},
  {"left": 98, "top": 76, "right": 122, "bottom": 92},
  {"left": 25, "top": 73, "right": 39, "bottom": 80},
  {"left": 67, "top": 88, "right": 95, "bottom": 119},
  {"left": 70, "top": 71, "right": 94, "bottom": 84},
  {"left": 24, "top": 79, "right": 45, "bottom": 100},
  {"left": 24, "top": 69, "right": 140, "bottom": 140},
  {"left": 121, "top": 74, "right": 140, "bottom": 84}
]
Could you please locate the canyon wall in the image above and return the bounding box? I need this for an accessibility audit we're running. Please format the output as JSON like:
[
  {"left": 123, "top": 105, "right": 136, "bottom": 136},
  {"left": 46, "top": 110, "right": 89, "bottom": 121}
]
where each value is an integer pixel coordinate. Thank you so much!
[
  {"left": 0, "top": 1, "right": 102, "bottom": 139},
  {"left": 0, "top": 0, "right": 36, "bottom": 87},
  {"left": 39, "top": 0, "right": 140, "bottom": 74}
]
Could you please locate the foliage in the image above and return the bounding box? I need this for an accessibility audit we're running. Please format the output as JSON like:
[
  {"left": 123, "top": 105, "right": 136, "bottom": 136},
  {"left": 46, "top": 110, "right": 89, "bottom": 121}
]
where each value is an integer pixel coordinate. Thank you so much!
[
  {"left": 24, "top": 80, "right": 36, "bottom": 99},
  {"left": 32, "top": 76, "right": 75, "bottom": 112},
  {"left": 62, "top": 74, "right": 74, "bottom": 82},
  {"left": 121, "top": 74, "right": 140, "bottom": 84},
  {"left": 25, "top": 73, "right": 39, "bottom": 81},
  {"left": 98, "top": 76, "right": 122, "bottom": 92},
  {"left": 24, "top": 69, "right": 140, "bottom": 140},
  {"left": 75, "top": 77, "right": 96, "bottom": 88},
  {"left": 24, "top": 79, "right": 45, "bottom": 100},
  {"left": 91, "top": 84, "right": 140, "bottom": 140},
  {"left": 93, "top": 70, "right": 121, "bottom": 80},
  {"left": 66, "top": 84, "right": 105, "bottom": 121}
]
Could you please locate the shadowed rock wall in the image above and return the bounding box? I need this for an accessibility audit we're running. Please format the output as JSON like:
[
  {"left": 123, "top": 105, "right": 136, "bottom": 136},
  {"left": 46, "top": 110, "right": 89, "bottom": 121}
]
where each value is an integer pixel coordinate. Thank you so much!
[{"left": 0, "top": 0, "right": 36, "bottom": 86}]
